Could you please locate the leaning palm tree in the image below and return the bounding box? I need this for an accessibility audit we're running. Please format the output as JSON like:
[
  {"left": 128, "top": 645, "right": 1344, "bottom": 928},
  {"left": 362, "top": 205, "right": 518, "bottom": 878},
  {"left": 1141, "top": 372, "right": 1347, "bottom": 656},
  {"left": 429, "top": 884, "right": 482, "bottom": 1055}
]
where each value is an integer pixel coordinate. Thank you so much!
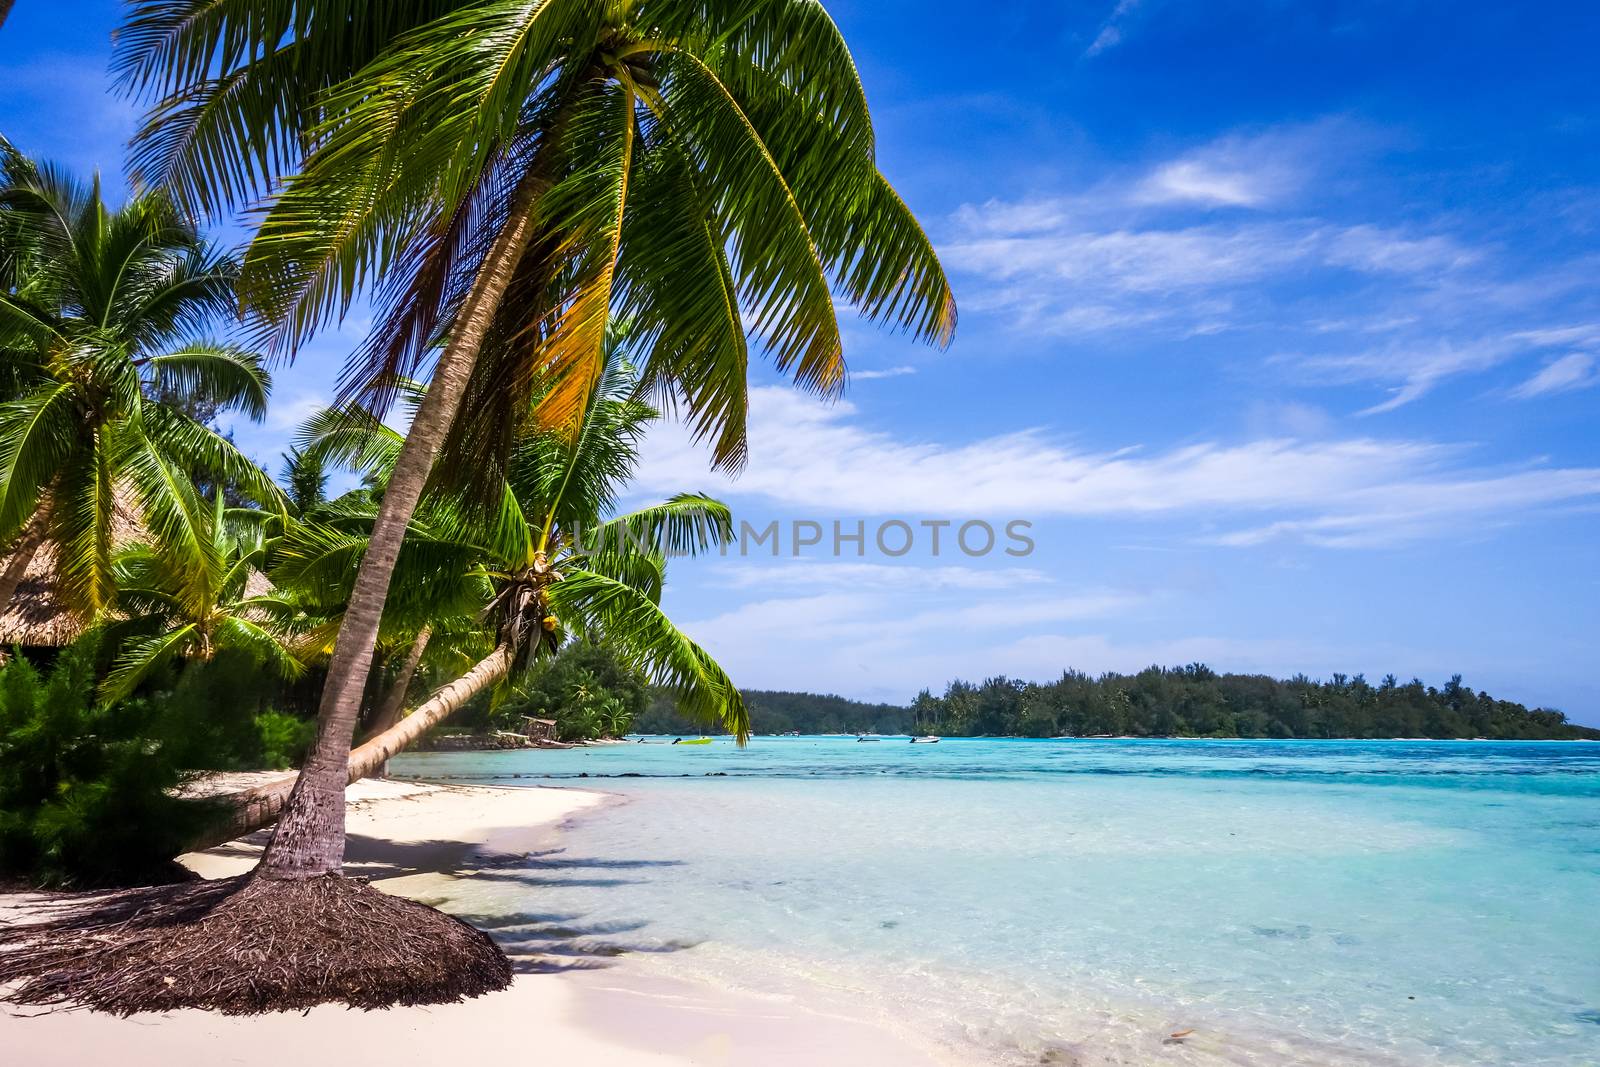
[
  {"left": 122, "top": 0, "right": 955, "bottom": 885},
  {"left": 202, "top": 347, "right": 747, "bottom": 841},
  {"left": 0, "top": 142, "right": 284, "bottom": 618}
]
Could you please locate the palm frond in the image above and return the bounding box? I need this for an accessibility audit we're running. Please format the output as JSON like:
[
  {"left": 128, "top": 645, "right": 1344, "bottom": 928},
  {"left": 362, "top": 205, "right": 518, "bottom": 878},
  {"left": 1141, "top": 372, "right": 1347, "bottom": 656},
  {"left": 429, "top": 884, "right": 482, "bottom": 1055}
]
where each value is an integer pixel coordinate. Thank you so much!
[
  {"left": 214, "top": 615, "right": 305, "bottom": 679},
  {"left": 0, "top": 381, "right": 77, "bottom": 539},
  {"left": 584, "top": 493, "right": 734, "bottom": 560},
  {"left": 144, "top": 341, "right": 272, "bottom": 420},
  {"left": 100, "top": 622, "right": 198, "bottom": 704},
  {"left": 550, "top": 568, "right": 748, "bottom": 742},
  {"left": 649, "top": 49, "right": 843, "bottom": 395}
]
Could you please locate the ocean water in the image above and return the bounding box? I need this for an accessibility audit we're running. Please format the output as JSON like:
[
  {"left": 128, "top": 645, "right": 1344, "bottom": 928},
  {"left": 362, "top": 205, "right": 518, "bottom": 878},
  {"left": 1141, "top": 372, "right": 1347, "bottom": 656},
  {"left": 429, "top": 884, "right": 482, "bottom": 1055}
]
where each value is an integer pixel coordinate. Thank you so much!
[{"left": 393, "top": 738, "right": 1600, "bottom": 1065}]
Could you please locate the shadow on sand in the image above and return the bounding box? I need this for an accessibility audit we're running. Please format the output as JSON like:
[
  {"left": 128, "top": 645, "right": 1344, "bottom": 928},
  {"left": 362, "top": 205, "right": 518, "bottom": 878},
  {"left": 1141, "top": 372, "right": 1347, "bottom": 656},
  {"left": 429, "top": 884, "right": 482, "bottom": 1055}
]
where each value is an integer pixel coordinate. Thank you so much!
[
  {"left": 189, "top": 834, "right": 694, "bottom": 976},
  {"left": 391, "top": 842, "right": 697, "bottom": 975}
]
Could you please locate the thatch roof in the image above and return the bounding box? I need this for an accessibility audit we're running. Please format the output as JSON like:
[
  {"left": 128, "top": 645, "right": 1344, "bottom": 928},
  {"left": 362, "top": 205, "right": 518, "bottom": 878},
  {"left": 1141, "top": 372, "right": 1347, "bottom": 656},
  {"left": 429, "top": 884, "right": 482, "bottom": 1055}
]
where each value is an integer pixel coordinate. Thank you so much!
[
  {"left": 0, "top": 537, "right": 86, "bottom": 646},
  {"left": 0, "top": 490, "right": 283, "bottom": 648},
  {"left": 0, "top": 496, "right": 144, "bottom": 647}
]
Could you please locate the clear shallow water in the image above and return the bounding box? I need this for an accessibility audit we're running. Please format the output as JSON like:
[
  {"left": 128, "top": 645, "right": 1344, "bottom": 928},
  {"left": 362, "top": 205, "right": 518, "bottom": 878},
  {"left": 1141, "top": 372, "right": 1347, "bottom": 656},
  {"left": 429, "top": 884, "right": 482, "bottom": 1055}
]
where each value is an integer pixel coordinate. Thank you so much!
[{"left": 394, "top": 738, "right": 1600, "bottom": 1065}]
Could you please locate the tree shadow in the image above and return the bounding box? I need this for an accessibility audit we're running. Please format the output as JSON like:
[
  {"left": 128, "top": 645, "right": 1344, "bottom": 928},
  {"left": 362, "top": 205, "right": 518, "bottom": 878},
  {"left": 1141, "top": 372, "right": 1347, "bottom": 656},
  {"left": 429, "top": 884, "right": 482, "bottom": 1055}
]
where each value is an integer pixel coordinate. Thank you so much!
[
  {"left": 440, "top": 846, "right": 697, "bottom": 975},
  {"left": 494, "top": 847, "right": 687, "bottom": 871},
  {"left": 188, "top": 840, "right": 697, "bottom": 976}
]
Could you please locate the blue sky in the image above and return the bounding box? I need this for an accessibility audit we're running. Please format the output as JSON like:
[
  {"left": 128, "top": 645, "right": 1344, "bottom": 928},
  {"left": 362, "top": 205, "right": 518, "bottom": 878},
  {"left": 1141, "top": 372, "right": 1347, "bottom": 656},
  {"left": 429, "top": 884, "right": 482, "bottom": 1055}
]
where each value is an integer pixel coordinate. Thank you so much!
[{"left": 3, "top": 2, "right": 1599, "bottom": 722}]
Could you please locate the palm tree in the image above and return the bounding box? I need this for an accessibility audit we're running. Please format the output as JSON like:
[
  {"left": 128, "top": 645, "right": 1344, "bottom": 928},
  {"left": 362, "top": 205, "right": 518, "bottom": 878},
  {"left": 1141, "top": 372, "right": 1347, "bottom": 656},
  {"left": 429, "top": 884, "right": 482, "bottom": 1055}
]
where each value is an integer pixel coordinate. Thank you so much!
[
  {"left": 124, "top": 0, "right": 954, "bottom": 882},
  {"left": 99, "top": 493, "right": 303, "bottom": 704},
  {"left": 210, "top": 347, "right": 745, "bottom": 840},
  {"left": 0, "top": 142, "right": 284, "bottom": 619}
]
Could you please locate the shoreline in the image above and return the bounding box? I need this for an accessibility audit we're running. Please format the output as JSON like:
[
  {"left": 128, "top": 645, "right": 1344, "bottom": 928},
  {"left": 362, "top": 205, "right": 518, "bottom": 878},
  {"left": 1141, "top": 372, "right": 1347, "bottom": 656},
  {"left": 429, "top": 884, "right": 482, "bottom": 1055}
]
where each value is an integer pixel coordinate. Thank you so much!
[{"left": 0, "top": 776, "right": 947, "bottom": 1067}]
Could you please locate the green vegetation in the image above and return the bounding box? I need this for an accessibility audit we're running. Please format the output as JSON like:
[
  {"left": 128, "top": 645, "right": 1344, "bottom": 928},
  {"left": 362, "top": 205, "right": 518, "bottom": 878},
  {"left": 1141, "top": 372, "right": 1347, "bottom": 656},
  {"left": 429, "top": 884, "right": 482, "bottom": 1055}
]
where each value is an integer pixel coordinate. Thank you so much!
[
  {"left": 0, "top": 639, "right": 215, "bottom": 887},
  {"left": 0, "top": 141, "right": 283, "bottom": 617},
  {"left": 638, "top": 688, "right": 913, "bottom": 736},
  {"left": 253, "top": 711, "right": 316, "bottom": 771},
  {"left": 493, "top": 643, "right": 650, "bottom": 742},
  {"left": 629, "top": 670, "right": 1596, "bottom": 740},
  {"left": 907, "top": 666, "right": 1600, "bottom": 740},
  {"left": 0, "top": 147, "right": 755, "bottom": 884}
]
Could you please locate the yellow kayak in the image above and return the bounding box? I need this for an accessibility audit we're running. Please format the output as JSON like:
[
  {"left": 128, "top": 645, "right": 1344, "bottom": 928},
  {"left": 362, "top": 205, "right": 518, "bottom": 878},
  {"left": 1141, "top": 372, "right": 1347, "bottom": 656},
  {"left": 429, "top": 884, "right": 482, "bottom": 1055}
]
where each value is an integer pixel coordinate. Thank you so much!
[{"left": 672, "top": 737, "right": 713, "bottom": 745}]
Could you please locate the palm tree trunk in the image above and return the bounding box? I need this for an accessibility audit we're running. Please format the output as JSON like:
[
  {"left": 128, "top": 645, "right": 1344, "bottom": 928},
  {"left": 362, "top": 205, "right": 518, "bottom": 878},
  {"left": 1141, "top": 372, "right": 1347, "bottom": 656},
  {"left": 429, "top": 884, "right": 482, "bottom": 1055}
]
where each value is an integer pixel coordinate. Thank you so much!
[
  {"left": 0, "top": 494, "right": 54, "bottom": 612},
  {"left": 199, "top": 645, "right": 513, "bottom": 851},
  {"left": 365, "top": 625, "right": 431, "bottom": 778},
  {"left": 257, "top": 177, "right": 545, "bottom": 881}
]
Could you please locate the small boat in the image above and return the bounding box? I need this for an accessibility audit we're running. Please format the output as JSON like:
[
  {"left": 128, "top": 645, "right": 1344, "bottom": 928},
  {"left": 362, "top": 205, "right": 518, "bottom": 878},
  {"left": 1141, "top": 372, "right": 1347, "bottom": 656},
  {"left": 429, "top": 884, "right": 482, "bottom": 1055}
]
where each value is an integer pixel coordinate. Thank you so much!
[
  {"left": 856, "top": 735, "right": 881, "bottom": 742},
  {"left": 672, "top": 737, "right": 713, "bottom": 745},
  {"left": 910, "top": 736, "right": 941, "bottom": 744}
]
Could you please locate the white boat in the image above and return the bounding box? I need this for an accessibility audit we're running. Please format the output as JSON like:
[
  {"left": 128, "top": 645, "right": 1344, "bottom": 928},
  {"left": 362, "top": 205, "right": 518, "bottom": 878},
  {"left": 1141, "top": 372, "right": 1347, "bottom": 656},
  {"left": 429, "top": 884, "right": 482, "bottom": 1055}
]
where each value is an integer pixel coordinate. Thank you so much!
[{"left": 910, "top": 736, "right": 941, "bottom": 744}]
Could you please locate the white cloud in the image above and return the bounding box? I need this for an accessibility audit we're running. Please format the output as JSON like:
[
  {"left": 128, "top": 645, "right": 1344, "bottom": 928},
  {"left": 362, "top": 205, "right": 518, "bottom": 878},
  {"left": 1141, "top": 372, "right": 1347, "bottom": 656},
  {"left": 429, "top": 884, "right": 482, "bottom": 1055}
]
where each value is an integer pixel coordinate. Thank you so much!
[
  {"left": 943, "top": 192, "right": 1482, "bottom": 343},
  {"left": 264, "top": 391, "right": 330, "bottom": 433},
  {"left": 636, "top": 387, "right": 1600, "bottom": 548},
  {"left": 1136, "top": 159, "right": 1271, "bottom": 208},
  {"left": 851, "top": 366, "right": 918, "bottom": 381},
  {"left": 1511, "top": 353, "right": 1598, "bottom": 399},
  {"left": 938, "top": 119, "right": 1600, "bottom": 413},
  {"left": 1508, "top": 323, "right": 1600, "bottom": 348},
  {"left": 670, "top": 585, "right": 1164, "bottom": 699},
  {"left": 1133, "top": 120, "right": 1369, "bottom": 211},
  {"left": 1212, "top": 465, "right": 1600, "bottom": 547},
  {"left": 709, "top": 561, "right": 1052, "bottom": 592},
  {"left": 1289, "top": 319, "right": 1600, "bottom": 413},
  {"left": 670, "top": 587, "right": 1365, "bottom": 702},
  {"left": 1323, "top": 225, "right": 1481, "bottom": 274},
  {"left": 1085, "top": 0, "right": 1145, "bottom": 58},
  {"left": 682, "top": 588, "right": 1142, "bottom": 647},
  {"left": 1085, "top": 25, "right": 1123, "bottom": 56},
  {"left": 948, "top": 219, "right": 1317, "bottom": 294}
]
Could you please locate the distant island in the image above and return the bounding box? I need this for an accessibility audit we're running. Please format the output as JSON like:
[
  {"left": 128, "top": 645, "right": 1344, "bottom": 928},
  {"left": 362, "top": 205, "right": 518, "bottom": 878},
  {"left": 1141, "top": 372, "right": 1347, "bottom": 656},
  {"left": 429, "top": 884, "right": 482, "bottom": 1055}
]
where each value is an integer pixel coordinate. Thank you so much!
[{"left": 637, "top": 665, "right": 1599, "bottom": 740}]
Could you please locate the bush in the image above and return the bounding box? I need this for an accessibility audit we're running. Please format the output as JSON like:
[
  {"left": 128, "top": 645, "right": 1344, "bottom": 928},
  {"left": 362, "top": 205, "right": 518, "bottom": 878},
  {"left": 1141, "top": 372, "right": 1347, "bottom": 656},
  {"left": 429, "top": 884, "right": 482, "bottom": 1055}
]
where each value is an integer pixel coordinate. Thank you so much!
[
  {"left": 0, "top": 639, "right": 217, "bottom": 888},
  {"left": 496, "top": 644, "right": 647, "bottom": 741},
  {"left": 255, "top": 711, "right": 316, "bottom": 770}
]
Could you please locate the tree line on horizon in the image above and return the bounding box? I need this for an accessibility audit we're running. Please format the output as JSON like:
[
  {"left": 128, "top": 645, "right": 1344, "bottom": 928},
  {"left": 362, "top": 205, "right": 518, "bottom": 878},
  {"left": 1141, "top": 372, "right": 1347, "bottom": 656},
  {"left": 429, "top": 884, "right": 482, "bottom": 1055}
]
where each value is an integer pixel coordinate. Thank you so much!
[{"left": 635, "top": 665, "right": 1598, "bottom": 740}]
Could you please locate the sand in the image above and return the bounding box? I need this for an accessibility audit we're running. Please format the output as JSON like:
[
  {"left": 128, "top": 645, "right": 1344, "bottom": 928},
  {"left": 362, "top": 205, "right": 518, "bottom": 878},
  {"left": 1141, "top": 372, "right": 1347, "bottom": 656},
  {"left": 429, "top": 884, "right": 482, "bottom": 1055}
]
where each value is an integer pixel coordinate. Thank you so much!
[{"left": 0, "top": 777, "right": 947, "bottom": 1066}]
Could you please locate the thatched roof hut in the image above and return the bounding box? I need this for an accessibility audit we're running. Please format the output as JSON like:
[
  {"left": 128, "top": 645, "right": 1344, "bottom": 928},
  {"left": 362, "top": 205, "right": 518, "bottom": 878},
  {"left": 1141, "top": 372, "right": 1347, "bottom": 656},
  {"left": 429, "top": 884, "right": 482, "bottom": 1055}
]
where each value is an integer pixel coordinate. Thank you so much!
[
  {"left": 0, "top": 488, "right": 284, "bottom": 649},
  {"left": 0, "top": 496, "right": 144, "bottom": 648},
  {"left": 0, "top": 536, "right": 88, "bottom": 647}
]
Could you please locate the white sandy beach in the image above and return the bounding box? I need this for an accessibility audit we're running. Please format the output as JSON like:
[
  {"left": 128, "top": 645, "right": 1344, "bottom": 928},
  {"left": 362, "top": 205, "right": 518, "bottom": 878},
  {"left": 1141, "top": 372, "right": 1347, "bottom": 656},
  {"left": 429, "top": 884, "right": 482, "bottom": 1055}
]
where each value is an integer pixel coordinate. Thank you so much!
[{"left": 0, "top": 777, "right": 946, "bottom": 1067}]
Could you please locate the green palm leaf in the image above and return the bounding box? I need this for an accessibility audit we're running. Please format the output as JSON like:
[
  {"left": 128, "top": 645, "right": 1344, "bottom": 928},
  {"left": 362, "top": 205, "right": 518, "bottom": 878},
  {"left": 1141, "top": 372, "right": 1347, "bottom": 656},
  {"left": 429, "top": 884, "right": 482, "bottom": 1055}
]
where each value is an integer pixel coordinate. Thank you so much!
[
  {"left": 550, "top": 568, "right": 748, "bottom": 742},
  {"left": 100, "top": 622, "right": 198, "bottom": 704}
]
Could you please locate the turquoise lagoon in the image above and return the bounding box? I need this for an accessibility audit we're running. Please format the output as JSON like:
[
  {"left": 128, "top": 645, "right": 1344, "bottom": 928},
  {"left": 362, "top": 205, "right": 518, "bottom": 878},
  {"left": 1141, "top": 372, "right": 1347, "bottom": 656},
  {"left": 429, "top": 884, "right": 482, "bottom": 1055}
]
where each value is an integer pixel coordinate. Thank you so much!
[{"left": 393, "top": 738, "right": 1600, "bottom": 1065}]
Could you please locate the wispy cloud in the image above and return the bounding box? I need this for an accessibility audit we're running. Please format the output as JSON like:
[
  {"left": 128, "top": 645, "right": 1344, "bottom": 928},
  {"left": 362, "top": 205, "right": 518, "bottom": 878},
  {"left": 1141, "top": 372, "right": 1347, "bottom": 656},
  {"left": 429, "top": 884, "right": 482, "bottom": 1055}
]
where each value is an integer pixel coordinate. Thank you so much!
[
  {"left": 264, "top": 391, "right": 330, "bottom": 433},
  {"left": 1511, "top": 353, "right": 1599, "bottom": 399},
  {"left": 851, "top": 366, "right": 918, "bottom": 381},
  {"left": 1131, "top": 127, "right": 1322, "bottom": 209},
  {"left": 635, "top": 387, "right": 1600, "bottom": 548},
  {"left": 942, "top": 120, "right": 1598, "bottom": 410},
  {"left": 1290, "top": 315, "right": 1600, "bottom": 413},
  {"left": 709, "top": 561, "right": 1052, "bottom": 592},
  {"left": 671, "top": 588, "right": 1363, "bottom": 702},
  {"left": 1292, "top": 337, "right": 1518, "bottom": 415},
  {"left": 1322, "top": 225, "right": 1481, "bottom": 274},
  {"left": 1136, "top": 159, "right": 1273, "bottom": 208},
  {"left": 1085, "top": 0, "right": 1146, "bottom": 58},
  {"left": 942, "top": 207, "right": 1479, "bottom": 343}
]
